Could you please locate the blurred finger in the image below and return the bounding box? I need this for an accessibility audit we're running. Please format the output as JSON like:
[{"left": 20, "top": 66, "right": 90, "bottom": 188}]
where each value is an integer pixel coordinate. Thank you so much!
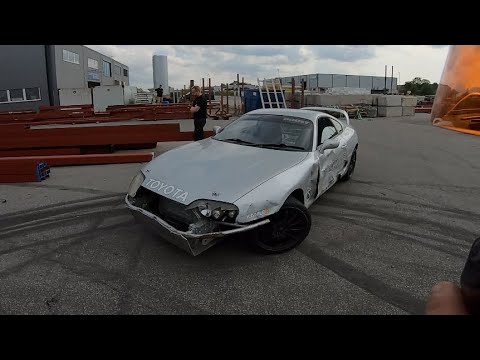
[{"left": 425, "top": 281, "right": 468, "bottom": 315}]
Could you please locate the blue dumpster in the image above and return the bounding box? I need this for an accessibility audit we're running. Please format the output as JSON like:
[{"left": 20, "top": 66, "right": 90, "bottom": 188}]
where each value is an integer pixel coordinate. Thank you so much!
[{"left": 244, "top": 89, "right": 285, "bottom": 113}]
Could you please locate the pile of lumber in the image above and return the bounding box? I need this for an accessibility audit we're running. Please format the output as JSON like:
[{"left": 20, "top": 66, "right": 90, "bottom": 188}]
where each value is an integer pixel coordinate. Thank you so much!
[{"left": 0, "top": 104, "right": 213, "bottom": 183}]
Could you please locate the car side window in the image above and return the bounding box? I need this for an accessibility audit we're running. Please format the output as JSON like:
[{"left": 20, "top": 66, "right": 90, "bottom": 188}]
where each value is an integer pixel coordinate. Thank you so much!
[
  {"left": 317, "top": 117, "right": 338, "bottom": 147},
  {"left": 330, "top": 118, "right": 343, "bottom": 134}
]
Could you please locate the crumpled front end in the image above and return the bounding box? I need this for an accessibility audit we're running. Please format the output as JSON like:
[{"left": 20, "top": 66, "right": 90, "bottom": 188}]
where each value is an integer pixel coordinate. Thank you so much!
[{"left": 125, "top": 186, "right": 269, "bottom": 256}]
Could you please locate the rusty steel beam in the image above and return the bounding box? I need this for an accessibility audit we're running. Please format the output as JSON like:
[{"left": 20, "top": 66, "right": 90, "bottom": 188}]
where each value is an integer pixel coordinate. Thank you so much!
[
  {"left": 0, "top": 174, "right": 41, "bottom": 183},
  {"left": 0, "top": 147, "right": 82, "bottom": 157},
  {"left": 415, "top": 108, "right": 432, "bottom": 113},
  {"left": 0, "top": 123, "right": 183, "bottom": 150},
  {"left": 0, "top": 112, "right": 37, "bottom": 123},
  {"left": 39, "top": 105, "right": 92, "bottom": 111},
  {"left": 2, "top": 152, "right": 155, "bottom": 167},
  {"left": 0, "top": 122, "right": 212, "bottom": 150},
  {"left": 114, "top": 143, "right": 157, "bottom": 150},
  {"left": 0, "top": 157, "right": 49, "bottom": 170},
  {"left": 0, "top": 157, "right": 50, "bottom": 184},
  {"left": 0, "top": 104, "right": 192, "bottom": 126},
  {"left": 170, "top": 130, "right": 215, "bottom": 141}
]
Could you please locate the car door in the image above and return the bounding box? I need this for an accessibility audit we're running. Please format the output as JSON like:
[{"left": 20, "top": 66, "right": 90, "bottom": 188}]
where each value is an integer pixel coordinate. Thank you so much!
[
  {"left": 315, "top": 116, "right": 343, "bottom": 196},
  {"left": 329, "top": 117, "right": 348, "bottom": 169}
]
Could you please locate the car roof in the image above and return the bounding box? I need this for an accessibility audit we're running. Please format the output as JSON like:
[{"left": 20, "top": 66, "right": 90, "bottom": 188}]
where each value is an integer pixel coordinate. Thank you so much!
[{"left": 246, "top": 108, "right": 329, "bottom": 123}]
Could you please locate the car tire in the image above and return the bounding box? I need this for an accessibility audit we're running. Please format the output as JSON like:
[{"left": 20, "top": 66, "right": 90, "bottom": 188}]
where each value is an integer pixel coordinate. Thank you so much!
[
  {"left": 249, "top": 196, "right": 312, "bottom": 254},
  {"left": 340, "top": 147, "right": 357, "bottom": 182}
]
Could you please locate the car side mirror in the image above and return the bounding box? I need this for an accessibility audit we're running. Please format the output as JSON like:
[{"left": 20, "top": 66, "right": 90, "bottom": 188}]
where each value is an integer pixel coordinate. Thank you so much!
[
  {"left": 317, "top": 139, "right": 340, "bottom": 153},
  {"left": 213, "top": 126, "right": 222, "bottom": 134}
]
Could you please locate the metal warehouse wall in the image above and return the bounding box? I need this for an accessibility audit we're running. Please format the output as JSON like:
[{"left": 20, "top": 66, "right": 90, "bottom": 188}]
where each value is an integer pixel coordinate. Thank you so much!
[
  {"left": 276, "top": 73, "right": 398, "bottom": 91},
  {"left": 0, "top": 45, "right": 51, "bottom": 112}
]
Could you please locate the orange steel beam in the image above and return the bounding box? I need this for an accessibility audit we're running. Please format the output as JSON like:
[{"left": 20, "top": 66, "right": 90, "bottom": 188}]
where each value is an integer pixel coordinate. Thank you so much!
[{"left": 0, "top": 152, "right": 154, "bottom": 167}]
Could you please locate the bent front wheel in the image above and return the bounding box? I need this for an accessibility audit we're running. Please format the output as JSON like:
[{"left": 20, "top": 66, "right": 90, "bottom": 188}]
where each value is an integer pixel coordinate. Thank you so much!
[{"left": 250, "top": 196, "right": 311, "bottom": 254}]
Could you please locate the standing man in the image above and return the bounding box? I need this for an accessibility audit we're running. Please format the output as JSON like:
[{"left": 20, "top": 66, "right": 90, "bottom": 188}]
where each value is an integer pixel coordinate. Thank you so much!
[
  {"left": 189, "top": 86, "right": 207, "bottom": 141},
  {"left": 155, "top": 85, "right": 164, "bottom": 103}
]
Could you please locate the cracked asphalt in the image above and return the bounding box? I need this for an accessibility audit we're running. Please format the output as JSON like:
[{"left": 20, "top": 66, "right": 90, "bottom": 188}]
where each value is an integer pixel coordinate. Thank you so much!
[{"left": 0, "top": 114, "right": 479, "bottom": 315}]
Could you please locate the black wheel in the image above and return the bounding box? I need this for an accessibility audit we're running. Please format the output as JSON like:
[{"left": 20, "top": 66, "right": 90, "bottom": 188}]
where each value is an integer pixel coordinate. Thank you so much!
[
  {"left": 250, "top": 196, "right": 311, "bottom": 254},
  {"left": 340, "top": 147, "right": 357, "bottom": 182}
]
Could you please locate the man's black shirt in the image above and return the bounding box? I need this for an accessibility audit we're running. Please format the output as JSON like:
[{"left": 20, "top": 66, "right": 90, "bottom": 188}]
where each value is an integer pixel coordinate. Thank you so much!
[{"left": 193, "top": 95, "right": 207, "bottom": 119}]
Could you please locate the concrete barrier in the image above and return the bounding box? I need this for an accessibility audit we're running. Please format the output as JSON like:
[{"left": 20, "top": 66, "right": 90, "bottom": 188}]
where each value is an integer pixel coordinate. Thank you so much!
[
  {"left": 402, "top": 96, "right": 417, "bottom": 107},
  {"left": 378, "top": 106, "right": 402, "bottom": 117},
  {"left": 366, "top": 107, "right": 378, "bottom": 117},
  {"left": 402, "top": 106, "right": 415, "bottom": 116},
  {"left": 305, "top": 95, "right": 316, "bottom": 106},
  {"left": 318, "top": 95, "right": 339, "bottom": 106},
  {"left": 377, "top": 95, "right": 402, "bottom": 107},
  {"left": 314, "top": 94, "right": 377, "bottom": 106}
]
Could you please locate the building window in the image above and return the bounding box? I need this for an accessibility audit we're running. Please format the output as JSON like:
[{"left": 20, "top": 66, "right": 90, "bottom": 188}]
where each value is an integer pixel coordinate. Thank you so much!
[
  {"left": 88, "top": 58, "right": 99, "bottom": 69},
  {"left": 0, "top": 90, "right": 8, "bottom": 103},
  {"left": 25, "top": 87, "right": 41, "bottom": 101},
  {"left": 123, "top": 68, "right": 128, "bottom": 77},
  {"left": 103, "top": 60, "right": 111, "bottom": 77},
  {"left": 63, "top": 49, "right": 80, "bottom": 64},
  {"left": 9, "top": 89, "right": 25, "bottom": 102},
  {"left": 0, "top": 88, "right": 41, "bottom": 103},
  {"left": 114, "top": 65, "right": 121, "bottom": 75}
]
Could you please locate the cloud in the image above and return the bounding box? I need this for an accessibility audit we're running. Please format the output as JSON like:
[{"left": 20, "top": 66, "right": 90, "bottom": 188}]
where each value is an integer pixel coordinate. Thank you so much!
[
  {"left": 311, "top": 45, "right": 377, "bottom": 62},
  {"left": 85, "top": 45, "right": 450, "bottom": 89}
]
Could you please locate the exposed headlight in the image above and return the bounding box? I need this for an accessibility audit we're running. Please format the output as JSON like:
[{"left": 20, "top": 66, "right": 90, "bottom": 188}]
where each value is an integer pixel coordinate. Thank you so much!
[
  {"left": 212, "top": 209, "right": 223, "bottom": 220},
  {"left": 186, "top": 200, "right": 239, "bottom": 221},
  {"left": 200, "top": 208, "right": 212, "bottom": 217},
  {"left": 128, "top": 172, "right": 146, "bottom": 197}
]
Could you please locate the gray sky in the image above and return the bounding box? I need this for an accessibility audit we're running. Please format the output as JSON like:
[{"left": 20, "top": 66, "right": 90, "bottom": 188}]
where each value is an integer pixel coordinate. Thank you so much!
[{"left": 86, "top": 45, "right": 449, "bottom": 90}]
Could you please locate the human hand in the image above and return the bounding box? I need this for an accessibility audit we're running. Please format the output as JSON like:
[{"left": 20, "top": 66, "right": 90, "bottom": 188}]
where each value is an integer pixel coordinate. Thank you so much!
[{"left": 425, "top": 281, "right": 469, "bottom": 315}]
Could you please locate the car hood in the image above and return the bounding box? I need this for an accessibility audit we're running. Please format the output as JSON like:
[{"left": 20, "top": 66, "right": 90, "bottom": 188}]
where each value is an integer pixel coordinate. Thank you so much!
[{"left": 141, "top": 138, "right": 308, "bottom": 205}]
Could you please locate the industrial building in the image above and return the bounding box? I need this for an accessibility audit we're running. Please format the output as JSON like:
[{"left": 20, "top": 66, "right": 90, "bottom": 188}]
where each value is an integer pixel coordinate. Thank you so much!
[
  {"left": 0, "top": 45, "right": 129, "bottom": 112},
  {"left": 269, "top": 73, "right": 398, "bottom": 94}
]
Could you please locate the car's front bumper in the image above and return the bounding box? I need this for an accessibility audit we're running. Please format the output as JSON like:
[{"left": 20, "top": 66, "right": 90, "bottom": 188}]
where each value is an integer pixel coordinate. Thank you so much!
[{"left": 125, "top": 195, "right": 270, "bottom": 256}]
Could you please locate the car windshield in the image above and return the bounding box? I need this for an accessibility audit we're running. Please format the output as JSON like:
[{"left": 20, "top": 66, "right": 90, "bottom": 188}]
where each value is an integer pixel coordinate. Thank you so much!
[{"left": 213, "top": 113, "right": 314, "bottom": 152}]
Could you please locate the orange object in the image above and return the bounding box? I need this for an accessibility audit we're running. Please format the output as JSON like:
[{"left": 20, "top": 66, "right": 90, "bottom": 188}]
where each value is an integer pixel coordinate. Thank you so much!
[{"left": 431, "top": 45, "right": 480, "bottom": 136}]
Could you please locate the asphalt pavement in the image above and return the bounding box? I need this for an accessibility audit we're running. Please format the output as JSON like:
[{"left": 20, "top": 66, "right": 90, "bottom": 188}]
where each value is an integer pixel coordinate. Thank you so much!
[{"left": 0, "top": 114, "right": 479, "bottom": 314}]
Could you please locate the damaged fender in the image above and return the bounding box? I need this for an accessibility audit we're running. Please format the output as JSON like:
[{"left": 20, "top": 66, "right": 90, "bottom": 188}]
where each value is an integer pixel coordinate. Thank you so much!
[{"left": 234, "top": 160, "right": 314, "bottom": 223}]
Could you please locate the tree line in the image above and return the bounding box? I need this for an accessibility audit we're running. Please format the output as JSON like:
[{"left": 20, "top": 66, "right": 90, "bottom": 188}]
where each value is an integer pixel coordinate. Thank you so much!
[{"left": 402, "top": 77, "right": 438, "bottom": 96}]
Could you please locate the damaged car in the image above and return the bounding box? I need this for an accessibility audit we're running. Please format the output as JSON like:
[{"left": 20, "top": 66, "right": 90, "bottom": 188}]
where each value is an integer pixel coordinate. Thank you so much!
[{"left": 125, "top": 107, "right": 358, "bottom": 256}]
